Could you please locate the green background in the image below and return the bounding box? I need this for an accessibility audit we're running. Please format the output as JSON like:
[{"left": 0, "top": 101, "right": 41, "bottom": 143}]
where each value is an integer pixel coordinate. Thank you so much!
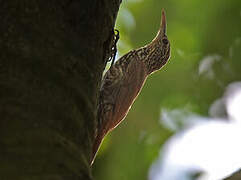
[{"left": 93, "top": 0, "right": 241, "bottom": 179}]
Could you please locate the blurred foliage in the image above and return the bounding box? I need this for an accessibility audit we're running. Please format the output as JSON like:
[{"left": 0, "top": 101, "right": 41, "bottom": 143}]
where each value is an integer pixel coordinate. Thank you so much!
[{"left": 93, "top": 0, "right": 241, "bottom": 179}]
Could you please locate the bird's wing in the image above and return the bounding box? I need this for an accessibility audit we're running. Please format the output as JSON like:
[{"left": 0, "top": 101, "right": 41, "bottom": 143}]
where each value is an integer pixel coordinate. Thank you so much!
[
  {"left": 92, "top": 55, "right": 147, "bottom": 165},
  {"left": 101, "top": 57, "right": 147, "bottom": 132}
]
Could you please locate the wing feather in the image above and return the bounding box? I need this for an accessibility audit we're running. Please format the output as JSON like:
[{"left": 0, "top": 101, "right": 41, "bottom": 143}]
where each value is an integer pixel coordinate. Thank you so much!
[{"left": 107, "top": 57, "right": 147, "bottom": 130}]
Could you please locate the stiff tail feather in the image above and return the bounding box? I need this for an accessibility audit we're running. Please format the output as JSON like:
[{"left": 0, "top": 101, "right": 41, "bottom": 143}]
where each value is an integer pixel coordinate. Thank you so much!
[{"left": 90, "top": 133, "right": 105, "bottom": 165}]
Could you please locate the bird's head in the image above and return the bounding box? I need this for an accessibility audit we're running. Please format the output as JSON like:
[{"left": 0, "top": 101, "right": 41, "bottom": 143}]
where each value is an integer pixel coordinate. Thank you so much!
[{"left": 145, "top": 9, "right": 171, "bottom": 74}]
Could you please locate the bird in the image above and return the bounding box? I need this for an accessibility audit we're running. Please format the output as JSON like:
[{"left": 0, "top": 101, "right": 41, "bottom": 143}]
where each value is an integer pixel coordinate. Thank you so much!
[{"left": 91, "top": 9, "right": 171, "bottom": 165}]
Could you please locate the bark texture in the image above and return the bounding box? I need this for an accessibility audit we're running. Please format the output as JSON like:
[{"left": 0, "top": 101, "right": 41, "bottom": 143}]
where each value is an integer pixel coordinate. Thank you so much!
[{"left": 0, "top": 0, "right": 120, "bottom": 179}]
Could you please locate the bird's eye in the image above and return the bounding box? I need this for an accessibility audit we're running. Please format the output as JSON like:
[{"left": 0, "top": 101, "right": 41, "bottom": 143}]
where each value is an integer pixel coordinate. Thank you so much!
[{"left": 162, "top": 38, "right": 168, "bottom": 45}]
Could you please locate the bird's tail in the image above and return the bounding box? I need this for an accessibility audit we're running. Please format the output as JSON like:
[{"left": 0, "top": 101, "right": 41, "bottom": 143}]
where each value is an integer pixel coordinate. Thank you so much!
[{"left": 90, "top": 132, "right": 105, "bottom": 165}]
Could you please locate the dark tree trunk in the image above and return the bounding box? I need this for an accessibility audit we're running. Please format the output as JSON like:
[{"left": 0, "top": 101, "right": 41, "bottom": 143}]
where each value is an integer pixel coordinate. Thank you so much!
[{"left": 0, "top": 0, "right": 120, "bottom": 179}]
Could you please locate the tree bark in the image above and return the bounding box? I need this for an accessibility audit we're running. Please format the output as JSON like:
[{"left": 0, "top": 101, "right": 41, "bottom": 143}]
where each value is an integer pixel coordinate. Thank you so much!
[{"left": 0, "top": 0, "right": 120, "bottom": 179}]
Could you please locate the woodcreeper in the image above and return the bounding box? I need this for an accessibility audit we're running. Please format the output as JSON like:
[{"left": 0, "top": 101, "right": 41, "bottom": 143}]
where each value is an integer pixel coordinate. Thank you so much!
[{"left": 91, "top": 9, "right": 171, "bottom": 165}]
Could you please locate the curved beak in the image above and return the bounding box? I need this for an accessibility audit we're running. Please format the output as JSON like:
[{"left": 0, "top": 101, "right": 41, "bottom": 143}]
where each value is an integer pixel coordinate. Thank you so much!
[
  {"left": 150, "top": 8, "right": 167, "bottom": 43},
  {"left": 160, "top": 9, "right": 167, "bottom": 35}
]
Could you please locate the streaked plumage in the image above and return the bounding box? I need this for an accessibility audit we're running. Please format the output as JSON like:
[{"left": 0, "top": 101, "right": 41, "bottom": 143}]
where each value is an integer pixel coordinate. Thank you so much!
[{"left": 91, "top": 9, "right": 171, "bottom": 165}]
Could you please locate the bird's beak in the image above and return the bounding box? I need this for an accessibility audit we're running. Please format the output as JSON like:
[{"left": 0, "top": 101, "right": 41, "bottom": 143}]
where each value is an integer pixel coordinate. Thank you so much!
[
  {"left": 160, "top": 9, "right": 167, "bottom": 35},
  {"left": 150, "top": 9, "right": 167, "bottom": 43}
]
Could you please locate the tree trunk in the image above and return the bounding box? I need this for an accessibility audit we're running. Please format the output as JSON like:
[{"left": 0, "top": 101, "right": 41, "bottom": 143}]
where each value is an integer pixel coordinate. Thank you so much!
[{"left": 0, "top": 0, "right": 120, "bottom": 179}]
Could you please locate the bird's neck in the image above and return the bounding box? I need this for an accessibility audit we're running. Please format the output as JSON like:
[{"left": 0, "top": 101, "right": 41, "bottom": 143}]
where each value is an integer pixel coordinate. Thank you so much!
[{"left": 139, "top": 41, "right": 162, "bottom": 75}]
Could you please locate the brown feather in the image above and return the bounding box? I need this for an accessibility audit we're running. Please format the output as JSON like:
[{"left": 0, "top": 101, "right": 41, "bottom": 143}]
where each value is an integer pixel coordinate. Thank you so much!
[{"left": 91, "top": 9, "right": 170, "bottom": 165}]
